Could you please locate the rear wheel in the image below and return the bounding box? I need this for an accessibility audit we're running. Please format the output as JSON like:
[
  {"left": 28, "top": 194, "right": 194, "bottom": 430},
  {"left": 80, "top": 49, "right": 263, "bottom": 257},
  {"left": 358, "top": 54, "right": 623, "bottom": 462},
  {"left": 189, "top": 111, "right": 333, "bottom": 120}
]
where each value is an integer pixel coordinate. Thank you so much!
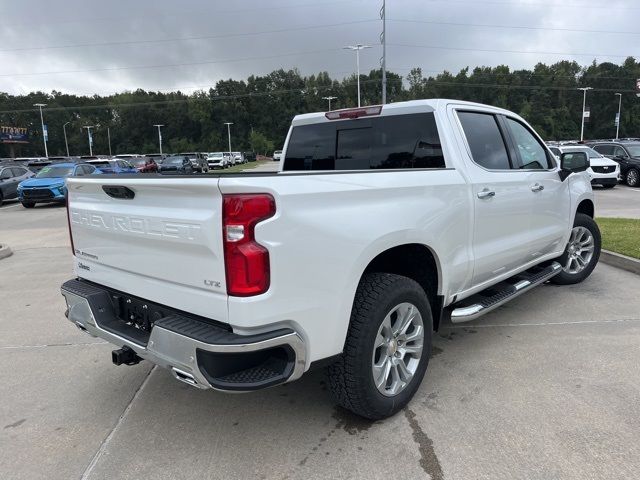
[
  {"left": 327, "top": 273, "right": 432, "bottom": 420},
  {"left": 21, "top": 201, "right": 35, "bottom": 208},
  {"left": 550, "top": 213, "right": 601, "bottom": 285},
  {"left": 626, "top": 168, "right": 640, "bottom": 187}
]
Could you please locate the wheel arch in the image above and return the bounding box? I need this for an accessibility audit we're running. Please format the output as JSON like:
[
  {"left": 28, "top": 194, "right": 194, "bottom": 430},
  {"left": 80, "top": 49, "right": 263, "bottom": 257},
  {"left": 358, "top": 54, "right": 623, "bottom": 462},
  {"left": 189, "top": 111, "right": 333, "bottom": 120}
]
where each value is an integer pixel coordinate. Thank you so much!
[
  {"left": 360, "top": 243, "right": 444, "bottom": 331},
  {"left": 576, "top": 198, "right": 594, "bottom": 218}
]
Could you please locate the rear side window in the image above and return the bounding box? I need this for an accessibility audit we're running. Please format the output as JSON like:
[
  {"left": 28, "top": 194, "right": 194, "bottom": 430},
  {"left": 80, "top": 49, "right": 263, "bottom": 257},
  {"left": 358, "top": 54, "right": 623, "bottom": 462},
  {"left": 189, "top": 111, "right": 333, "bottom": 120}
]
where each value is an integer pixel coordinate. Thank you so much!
[
  {"left": 11, "top": 167, "right": 27, "bottom": 176},
  {"left": 458, "top": 111, "right": 510, "bottom": 170},
  {"left": 283, "top": 113, "right": 446, "bottom": 171}
]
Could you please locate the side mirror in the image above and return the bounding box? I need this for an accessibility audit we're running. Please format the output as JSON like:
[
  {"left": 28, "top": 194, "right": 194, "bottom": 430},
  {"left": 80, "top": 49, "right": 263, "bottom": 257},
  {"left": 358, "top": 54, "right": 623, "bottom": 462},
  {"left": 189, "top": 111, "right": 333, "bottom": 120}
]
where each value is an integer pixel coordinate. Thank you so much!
[{"left": 559, "top": 152, "right": 589, "bottom": 181}]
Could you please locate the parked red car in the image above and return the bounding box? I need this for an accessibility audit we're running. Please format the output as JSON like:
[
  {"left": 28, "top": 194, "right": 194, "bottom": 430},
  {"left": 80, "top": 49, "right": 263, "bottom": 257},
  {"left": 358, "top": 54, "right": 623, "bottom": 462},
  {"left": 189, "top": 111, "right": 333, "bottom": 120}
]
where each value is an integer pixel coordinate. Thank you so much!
[{"left": 130, "top": 157, "right": 158, "bottom": 173}]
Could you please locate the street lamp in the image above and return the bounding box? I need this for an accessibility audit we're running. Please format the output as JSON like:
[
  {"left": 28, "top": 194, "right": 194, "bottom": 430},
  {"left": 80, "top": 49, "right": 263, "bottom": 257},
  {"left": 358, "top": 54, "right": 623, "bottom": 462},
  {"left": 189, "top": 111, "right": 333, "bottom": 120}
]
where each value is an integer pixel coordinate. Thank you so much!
[
  {"left": 224, "top": 122, "right": 233, "bottom": 162},
  {"left": 82, "top": 126, "right": 94, "bottom": 156},
  {"left": 615, "top": 93, "right": 622, "bottom": 140},
  {"left": 322, "top": 96, "right": 338, "bottom": 111},
  {"left": 63, "top": 122, "right": 70, "bottom": 157},
  {"left": 107, "top": 127, "right": 112, "bottom": 156},
  {"left": 577, "top": 87, "right": 593, "bottom": 142},
  {"left": 343, "top": 44, "right": 372, "bottom": 107},
  {"left": 153, "top": 124, "right": 164, "bottom": 156},
  {"left": 33, "top": 103, "right": 48, "bottom": 158}
]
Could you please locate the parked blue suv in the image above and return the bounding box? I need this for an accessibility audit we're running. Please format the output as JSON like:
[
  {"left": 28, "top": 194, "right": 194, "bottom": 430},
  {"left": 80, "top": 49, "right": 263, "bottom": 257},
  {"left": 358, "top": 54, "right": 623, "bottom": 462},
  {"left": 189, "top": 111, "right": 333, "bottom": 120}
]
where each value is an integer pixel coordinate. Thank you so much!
[
  {"left": 17, "top": 162, "right": 100, "bottom": 208},
  {"left": 87, "top": 159, "right": 138, "bottom": 174}
]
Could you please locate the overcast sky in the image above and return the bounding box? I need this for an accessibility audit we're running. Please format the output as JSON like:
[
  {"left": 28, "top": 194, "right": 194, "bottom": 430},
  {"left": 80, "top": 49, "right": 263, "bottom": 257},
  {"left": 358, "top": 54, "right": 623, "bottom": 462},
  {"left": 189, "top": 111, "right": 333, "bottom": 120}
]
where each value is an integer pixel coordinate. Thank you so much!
[{"left": 0, "top": 0, "right": 637, "bottom": 96}]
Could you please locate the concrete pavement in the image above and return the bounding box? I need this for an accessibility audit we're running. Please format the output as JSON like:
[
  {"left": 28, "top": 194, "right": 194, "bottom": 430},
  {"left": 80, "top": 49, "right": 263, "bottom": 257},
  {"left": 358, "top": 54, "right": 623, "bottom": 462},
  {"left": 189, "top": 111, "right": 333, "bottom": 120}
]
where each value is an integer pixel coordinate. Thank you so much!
[{"left": 1, "top": 198, "right": 639, "bottom": 480}]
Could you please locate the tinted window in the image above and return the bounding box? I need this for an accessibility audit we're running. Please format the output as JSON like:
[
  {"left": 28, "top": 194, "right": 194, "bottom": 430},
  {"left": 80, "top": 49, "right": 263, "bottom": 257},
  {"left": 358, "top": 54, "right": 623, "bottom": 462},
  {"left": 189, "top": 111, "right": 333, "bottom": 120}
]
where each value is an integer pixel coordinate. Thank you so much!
[
  {"left": 11, "top": 167, "right": 27, "bottom": 176},
  {"left": 505, "top": 118, "right": 551, "bottom": 169},
  {"left": 613, "top": 146, "right": 627, "bottom": 157},
  {"left": 549, "top": 147, "right": 561, "bottom": 156},
  {"left": 283, "top": 113, "right": 446, "bottom": 171},
  {"left": 458, "top": 112, "right": 510, "bottom": 170},
  {"left": 593, "top": 144, "right": 614, "bottom": 155},
  {"left": 82, "top": 165, "right": 96, "bottom": 174},
  {"left": 0, "top": 168, "right": 13, "bottom": 179}
]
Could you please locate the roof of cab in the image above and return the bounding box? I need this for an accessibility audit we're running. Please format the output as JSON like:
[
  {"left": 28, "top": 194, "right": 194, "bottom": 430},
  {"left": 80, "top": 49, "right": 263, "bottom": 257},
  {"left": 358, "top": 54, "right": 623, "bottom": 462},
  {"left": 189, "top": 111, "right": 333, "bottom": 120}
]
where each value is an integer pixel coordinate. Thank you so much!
[{"left": 291, "top": 99, "right": 516, "bottom": 127}]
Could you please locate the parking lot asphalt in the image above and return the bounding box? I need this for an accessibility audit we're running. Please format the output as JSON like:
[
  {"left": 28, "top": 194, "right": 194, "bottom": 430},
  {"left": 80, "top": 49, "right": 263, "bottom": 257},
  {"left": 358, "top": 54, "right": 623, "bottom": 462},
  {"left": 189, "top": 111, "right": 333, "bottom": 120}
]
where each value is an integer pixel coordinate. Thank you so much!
[
  {"left": 1, "top": 196, "right": 640, "bottom": 480},
  {"left": 594, "top": 184, "right": 640, "bottom": 219}
]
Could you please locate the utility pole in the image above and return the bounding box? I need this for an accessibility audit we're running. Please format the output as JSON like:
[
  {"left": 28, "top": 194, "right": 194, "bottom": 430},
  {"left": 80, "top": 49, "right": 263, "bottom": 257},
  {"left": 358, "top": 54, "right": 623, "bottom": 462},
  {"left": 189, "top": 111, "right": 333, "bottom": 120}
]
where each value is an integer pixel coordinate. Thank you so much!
[
  {"left": 380, "top": 0, "right": 387, "bottom": 104},
  {"left": 33, "top": 103, "right": 48, "bottom": 158},
  {"left": 343, "top": 44, "right": 372, "bottom": 107},
  {"left": 154, "top": 124, "right": 164, "bottom": 155},
  {"left": 63, "top": 122, "right": 70, "bottom": 157},
  {"left": 107, "top": 127, "right": 112, "bottom": 156},
  {"left": 577, "top": 87, "right": 593, "bottom": 142},
  {"left": 82, "top": 126, "right": 94, "bottom": 156},
  {"left": 224, "top": 122, "right": 233, "bottom": 162},
  {"left": 614, "top": 93, "right": 622, "bottom": 140},
  {"left": 322, "top": 96, "right": 337, "bottom": 111}
]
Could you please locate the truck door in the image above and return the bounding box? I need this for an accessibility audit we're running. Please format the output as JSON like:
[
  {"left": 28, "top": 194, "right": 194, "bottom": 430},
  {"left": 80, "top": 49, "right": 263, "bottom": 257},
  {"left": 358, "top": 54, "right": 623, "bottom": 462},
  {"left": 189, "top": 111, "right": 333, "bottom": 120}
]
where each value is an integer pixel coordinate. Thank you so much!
[
  {"left": 500, "top": 116, "right": 570, "bottom": 259},
  {"left": 454, "top": 109, "right": 538, "bottom": 286}
]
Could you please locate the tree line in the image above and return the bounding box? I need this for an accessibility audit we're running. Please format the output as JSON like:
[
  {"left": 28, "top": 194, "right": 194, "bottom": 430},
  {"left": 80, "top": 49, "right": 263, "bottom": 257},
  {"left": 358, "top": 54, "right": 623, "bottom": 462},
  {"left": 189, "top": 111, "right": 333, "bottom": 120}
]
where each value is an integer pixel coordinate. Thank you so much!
[{"left": 1, "top": 57, "right": 639, "bottom": 158}]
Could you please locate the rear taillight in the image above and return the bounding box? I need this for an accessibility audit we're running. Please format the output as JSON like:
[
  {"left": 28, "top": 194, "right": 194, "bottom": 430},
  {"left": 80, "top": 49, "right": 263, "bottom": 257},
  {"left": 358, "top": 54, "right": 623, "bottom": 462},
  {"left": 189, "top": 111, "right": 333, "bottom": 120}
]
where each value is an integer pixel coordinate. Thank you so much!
[
  {"left": 222, "top": 194, "right": 276, "bottom": 296},
  {"left": 66, "top": 191, "right": 75, "bottom": 256}
]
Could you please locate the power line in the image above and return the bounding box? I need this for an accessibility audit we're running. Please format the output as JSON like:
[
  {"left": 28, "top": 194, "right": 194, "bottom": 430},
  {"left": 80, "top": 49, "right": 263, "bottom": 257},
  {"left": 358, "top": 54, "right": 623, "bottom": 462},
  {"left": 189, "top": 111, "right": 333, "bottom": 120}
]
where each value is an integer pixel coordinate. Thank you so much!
[
  {"left": 1, "top": 0, "right": 366, "bottom": 28},
  {"left": 388, "top": 43, "right": 632, "bottom": 59},
  {"left": 0, "top": 78, "right": 398, "bottom": 115},
  {"left": 390, "top": 18, "right": 640, "bottom": 36},
  {"left": 0, "top": 46, "right": 379, "bottom": 78},
  {"left": 421, "top": 0, "right": 640, "bottom": 10},
  {"left": 0, "top": 19, "right": 379, "bottom": 54}
]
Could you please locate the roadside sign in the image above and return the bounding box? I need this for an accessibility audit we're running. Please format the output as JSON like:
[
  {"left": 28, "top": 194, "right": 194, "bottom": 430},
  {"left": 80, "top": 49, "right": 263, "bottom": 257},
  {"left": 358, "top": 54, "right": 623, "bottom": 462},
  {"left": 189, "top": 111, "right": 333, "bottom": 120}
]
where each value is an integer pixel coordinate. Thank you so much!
[
  {"left": 583, "top": 107, "right": 590, "bottom": 122},
  {"left": 89, "top": 129, "right": 93, "bottom": 147},
  {"left": 615, "top": 113, "right": 620, "bottom": 127},
  {"left": 637, "top": 78, "right": 640, "bottom": 97},
  {"left": 43, "top": 124, "right": 48, "bottom": 141}
]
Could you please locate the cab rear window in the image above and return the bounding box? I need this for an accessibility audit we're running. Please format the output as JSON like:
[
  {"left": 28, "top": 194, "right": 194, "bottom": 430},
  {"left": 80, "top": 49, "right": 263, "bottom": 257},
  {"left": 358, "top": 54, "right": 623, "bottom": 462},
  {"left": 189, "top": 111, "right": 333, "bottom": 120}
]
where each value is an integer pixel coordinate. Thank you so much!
[{"left": 283, "top": 113, "right": 446, "bottom": 171}]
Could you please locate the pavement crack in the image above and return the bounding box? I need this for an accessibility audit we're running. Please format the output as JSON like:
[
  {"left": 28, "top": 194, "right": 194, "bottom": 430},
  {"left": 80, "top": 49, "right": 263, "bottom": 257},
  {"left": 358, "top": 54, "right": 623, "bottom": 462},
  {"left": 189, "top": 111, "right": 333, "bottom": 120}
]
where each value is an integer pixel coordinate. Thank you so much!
[
  {"left": 80, "top": 365, "right": 155, "bottom": 480},
  {"left": 404, "top": 407, "right": 444, "bottom": 480}
]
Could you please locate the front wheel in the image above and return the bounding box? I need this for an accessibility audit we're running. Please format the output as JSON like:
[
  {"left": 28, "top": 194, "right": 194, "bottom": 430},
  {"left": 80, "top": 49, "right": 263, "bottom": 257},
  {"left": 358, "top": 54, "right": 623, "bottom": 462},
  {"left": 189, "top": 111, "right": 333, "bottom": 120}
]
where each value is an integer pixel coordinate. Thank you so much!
[
  {"left": 550, "top": 213, "right": 601, "bottom": 285},
  {"left": 327, "top": 273, "right": 432, "bottom": 420},
  {"left": 626, "top": 168, "right": 640, "bottom": 187}
]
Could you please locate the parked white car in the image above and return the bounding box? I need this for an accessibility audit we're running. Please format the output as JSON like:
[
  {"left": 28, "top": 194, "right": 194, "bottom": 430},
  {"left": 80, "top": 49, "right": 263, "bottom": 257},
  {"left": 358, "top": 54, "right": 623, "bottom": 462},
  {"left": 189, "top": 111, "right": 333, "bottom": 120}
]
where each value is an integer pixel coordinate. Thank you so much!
[
  {"left": 207, "top": 152, "right": 228, "bottom": 169},
  {"left": 273, "top": 150, "right": 283, "bottom": 161},
  {"left": 232, "top": 152, "right": 246, "bottom": 164},
  {"left": 549, "top": 145, "right": 619, "bottom": 188},
  {"left": 61, "top": 99, "right": 599, "bottom": 420}
]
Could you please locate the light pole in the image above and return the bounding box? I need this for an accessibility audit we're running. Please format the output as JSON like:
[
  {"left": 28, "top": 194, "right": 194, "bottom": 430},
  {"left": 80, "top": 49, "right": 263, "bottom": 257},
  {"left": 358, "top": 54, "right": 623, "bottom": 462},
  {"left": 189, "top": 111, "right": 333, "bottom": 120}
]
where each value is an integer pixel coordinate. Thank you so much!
[
  {"left": 33, "top": 103, "right": 48, "bottom": 158},
  {"left": 343, "top": 44, "right": 372, "bottom": 107},
  {"left": 577, "top": 87, "right": 593, "bottom": 142},
  {"left": 107, "top": 127, "right": 112, "bottom": 156},
  {"left": 82, "top": 126, "right": 94, "bottom": 156},
  {"left": 154, "top": 124, "right": 164, "bottom": 156},
  {"left": 322, "top": 96, "right": 337, "bottom": 111},
  {"left": 380, "top": 0, "right": 387, "bottom": 104},
  {"left": 63, "top": 122, "right": 70, "bottom": 157},
  {"left": 224, "top": 122, "right": 233, "bottom": 163},
  {"left": 615, "top": 93, "right": 622, "bottom": 140}
]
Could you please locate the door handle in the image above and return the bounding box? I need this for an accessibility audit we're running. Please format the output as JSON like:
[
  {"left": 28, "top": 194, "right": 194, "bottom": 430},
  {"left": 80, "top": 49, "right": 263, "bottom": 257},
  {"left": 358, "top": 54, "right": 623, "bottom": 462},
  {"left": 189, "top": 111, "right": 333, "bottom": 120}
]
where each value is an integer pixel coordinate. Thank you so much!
[
  {"left": 531, "top": 183, "right": 544, "bottom": 192},
  {"left": 477, "top": 189, "right": 495, "bottom": 199}
]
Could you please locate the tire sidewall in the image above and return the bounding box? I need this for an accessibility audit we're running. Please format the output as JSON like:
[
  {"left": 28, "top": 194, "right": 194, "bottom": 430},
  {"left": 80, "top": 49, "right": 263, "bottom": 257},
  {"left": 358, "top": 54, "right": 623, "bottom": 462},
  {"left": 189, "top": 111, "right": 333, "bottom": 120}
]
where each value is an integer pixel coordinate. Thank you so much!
[
  {"left": 354, "top": 277, "right": 433, "bottom": 417},
  {"left": 552, "top": 213, "right": 601, "bottom": 285},
  {"left": 627, "top": 168, "right": 639, "bottom": 187}
]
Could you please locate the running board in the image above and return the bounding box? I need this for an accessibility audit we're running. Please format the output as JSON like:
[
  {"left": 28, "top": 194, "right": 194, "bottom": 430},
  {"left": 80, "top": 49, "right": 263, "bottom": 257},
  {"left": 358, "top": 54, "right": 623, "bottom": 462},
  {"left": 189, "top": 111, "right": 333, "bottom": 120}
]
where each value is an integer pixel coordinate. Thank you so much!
[{"left": 449, "top": 262, "right": 562, "bottom": 323}]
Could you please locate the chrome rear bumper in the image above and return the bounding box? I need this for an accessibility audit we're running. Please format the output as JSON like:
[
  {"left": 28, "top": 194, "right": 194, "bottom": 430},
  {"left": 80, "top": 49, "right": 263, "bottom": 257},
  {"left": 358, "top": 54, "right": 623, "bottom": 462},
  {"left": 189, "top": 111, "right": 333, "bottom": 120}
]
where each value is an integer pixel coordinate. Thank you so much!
[{"left": 61, "top": 279, "right": 306, "bottom": 391}]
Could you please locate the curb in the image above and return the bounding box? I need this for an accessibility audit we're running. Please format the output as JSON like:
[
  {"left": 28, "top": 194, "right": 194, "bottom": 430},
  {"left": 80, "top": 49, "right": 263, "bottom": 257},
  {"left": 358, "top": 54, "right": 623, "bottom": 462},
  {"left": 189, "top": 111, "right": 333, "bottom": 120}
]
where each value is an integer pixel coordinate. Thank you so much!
[
  {"left": 600, "top": 249, "right": 640, "bottom": 276},
  {"left": 0, "top": 243, "right": 12, "bottom": 260}
]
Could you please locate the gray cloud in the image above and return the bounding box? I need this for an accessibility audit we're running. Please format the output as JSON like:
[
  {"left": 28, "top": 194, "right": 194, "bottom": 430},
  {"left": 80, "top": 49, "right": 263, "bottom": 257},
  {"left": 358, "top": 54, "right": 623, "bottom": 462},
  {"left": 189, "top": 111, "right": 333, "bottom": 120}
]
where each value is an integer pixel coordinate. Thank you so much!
[{"left": 0, "top": 0, "right": 637, "bottom": 96}]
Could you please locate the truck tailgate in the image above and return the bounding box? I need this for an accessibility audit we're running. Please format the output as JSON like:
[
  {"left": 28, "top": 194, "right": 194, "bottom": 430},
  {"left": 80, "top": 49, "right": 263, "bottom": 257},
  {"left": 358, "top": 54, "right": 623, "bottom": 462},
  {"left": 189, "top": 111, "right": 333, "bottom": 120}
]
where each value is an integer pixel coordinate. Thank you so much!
[{"left": 66, "top": 176, "right": 228, "bottom": 322}]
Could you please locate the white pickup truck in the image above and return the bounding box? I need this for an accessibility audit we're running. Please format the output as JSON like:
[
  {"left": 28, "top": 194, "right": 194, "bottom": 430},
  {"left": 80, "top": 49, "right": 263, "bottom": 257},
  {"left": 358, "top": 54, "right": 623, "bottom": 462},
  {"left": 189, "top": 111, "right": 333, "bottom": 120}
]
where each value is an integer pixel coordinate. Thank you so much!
[{"left": 61, "top": 100, "right": 600, "bottom": 419}]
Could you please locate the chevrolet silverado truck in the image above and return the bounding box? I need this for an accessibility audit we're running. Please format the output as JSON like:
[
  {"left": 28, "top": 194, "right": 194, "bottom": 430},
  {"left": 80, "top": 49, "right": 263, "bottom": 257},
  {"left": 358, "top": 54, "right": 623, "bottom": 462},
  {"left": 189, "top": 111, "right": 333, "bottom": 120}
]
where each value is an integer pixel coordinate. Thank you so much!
[{"left": 61, "top": 100, "right": 600, "bottom": 419}]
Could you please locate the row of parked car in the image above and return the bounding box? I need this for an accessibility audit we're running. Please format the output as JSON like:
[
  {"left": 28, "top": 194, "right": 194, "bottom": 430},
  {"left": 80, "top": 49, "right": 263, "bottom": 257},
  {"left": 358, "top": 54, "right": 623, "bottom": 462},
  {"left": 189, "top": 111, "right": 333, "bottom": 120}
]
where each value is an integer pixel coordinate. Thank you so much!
[
  {"left": 0, "top": 150, "right": 259, "bottom": 208},
  {"left": 546, "top": 138, "right": 640, "bottom": 188}
]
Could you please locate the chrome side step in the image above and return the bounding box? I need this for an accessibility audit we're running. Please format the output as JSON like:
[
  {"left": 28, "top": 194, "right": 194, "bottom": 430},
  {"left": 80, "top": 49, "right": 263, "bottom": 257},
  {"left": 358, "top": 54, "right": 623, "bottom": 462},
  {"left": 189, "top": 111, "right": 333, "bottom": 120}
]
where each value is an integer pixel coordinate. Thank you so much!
[{"left": 450, "top": 262, "right": 562, "bottom": 323}]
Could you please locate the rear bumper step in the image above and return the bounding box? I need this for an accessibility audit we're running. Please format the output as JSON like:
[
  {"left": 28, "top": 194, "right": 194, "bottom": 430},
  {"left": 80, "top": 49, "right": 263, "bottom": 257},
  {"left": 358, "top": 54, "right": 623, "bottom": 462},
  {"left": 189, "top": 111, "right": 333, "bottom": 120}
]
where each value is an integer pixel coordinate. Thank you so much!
[
  {"left": 61, "top": 279, "right": 306, "bottom": 391},
  {"left": 449, "top": 262, "right": 562, "bottom": 323}
]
